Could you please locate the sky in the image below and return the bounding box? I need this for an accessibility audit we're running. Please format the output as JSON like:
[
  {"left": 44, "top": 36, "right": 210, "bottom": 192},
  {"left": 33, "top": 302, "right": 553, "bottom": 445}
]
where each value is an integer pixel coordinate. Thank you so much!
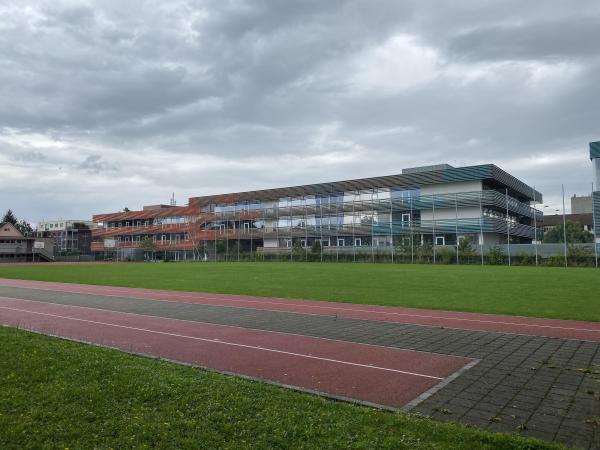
[{"left": 1, "top": 0, "right": 599, "bottom": 223}]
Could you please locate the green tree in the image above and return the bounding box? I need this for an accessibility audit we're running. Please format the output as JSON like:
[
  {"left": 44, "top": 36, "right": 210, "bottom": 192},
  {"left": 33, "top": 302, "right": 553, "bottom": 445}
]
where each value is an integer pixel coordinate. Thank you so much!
[
  {"left": 310, "top": 240, "right": 322, "bottom": 261},
  {"left": 292, "top": 240, "right": 306, "bottom": 261},
  {"left": 2, "top": 209, "right": 18, "bottom": 226},
  {"left": 16, "top": 219, "right": 33, "bottom": 236},
  {"left": 2, "top": 210, "right": 33, "bottom": 236},
  {"left": 487, "top": 246, "right": 506, "bottom": 265},
  {"left": 141, "top": 237, "right": 156, "bottom": 260},
  {"left": 543, "top": 221, "right": 594, "bottom": 244}
]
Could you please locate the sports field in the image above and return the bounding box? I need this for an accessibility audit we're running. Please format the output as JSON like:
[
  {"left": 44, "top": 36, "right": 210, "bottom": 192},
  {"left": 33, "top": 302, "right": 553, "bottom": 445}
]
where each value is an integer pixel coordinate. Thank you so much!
[{"left": 0, "top": 262, "right": 598, "bottom": 321}]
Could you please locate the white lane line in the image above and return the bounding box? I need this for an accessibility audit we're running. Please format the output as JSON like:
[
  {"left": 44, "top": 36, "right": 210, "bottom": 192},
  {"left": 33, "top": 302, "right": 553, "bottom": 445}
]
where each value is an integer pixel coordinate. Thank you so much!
[
  {"left": 2, "top": 281, "right": 600, "bottom": 335},
  {"left": 0, "top": 305, "right": 444, "bottom": 381},
  {"left": 0, "top": 296, "right": 472, "bottom": 361}
]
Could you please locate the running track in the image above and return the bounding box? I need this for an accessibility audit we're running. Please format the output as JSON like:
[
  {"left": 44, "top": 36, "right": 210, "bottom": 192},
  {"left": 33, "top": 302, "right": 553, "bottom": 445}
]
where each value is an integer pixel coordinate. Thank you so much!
[
  {"left": 2, "top": 278, "right": 600, "bottom": 411},
  {"left": 2, "top": 278, "right": 600, "bottom": 341}
]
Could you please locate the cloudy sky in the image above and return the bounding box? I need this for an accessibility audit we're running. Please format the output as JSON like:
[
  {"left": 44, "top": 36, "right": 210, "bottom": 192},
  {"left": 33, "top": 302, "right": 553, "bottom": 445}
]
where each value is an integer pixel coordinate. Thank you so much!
[{"left": 1, "top": 0, "right": 599, "bottom": 222}]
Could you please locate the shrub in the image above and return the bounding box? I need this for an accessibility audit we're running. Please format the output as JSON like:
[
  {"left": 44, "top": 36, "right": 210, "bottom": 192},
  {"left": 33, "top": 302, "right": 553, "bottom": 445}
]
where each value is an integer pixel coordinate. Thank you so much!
[{"left": 487, "top": 246, "right": 506, "bottom": 265}]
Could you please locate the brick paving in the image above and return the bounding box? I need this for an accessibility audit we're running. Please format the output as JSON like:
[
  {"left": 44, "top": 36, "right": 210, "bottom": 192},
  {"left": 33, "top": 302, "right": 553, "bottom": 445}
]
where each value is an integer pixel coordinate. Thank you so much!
[{"left": 1, "top": 285, "right": 599, "bottom": 449}]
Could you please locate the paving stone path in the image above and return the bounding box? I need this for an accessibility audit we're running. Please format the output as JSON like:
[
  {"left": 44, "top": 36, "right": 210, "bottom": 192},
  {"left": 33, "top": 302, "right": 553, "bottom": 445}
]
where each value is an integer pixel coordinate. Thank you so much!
[{"left": 1, "top": 286, "right": 599, "bottom": 449}]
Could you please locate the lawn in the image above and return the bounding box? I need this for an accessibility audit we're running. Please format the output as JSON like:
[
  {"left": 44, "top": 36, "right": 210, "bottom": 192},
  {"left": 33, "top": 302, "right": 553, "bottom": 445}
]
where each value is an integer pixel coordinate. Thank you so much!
[
  {"left": 0, "top": 326, "right": 561, "bottom": 449},
  {"left": 0, "top": 262, "right": 598, "bottom": 321}
]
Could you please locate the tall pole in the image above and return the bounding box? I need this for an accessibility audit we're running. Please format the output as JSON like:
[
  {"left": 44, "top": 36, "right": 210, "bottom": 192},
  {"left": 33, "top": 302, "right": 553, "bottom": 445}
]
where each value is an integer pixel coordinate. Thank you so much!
[
  {"left": 319, "top": 194, "right": 324, "bottom": 262},
  {"left": 214, "top": 209, "right": 217, "bottom": 262},
  {"left": 275, "top": 200, "right": 280, "bottom": 262},
  {"left": 371, "top": 189, "right": 375, "bottom": 263},
  {"left": 432, "top": 194, "right": 436, "bottom": 264},
  {"left": 532, "top": 186, "right": 538, "bottom": 266},
  {"left": 454, "top": 193, "right": 459, "bottom": 265},
  {"left": 506, "top": 188, "right": 511, "bottom": 266},
  {"left": 410, "top": 194, "right": 414, "bottom": 264},
  {"left": 352, "top": 191, "right": 356, "bottom": 263},
  {"left": 593, "top": 182, "right": 598, "bottom": 268},
  {"left": 235, "top": 204, "right": 240, "bottom": 261},
  {"left": 562, "top": 184, "right": 568, "bottom": 268},
  {"left": 289, "top": 199, "right": 293, "bottom": 262},
  {"left": 304, "top": 196, "right": 308, "bottom": 262},
  {"left": 335, "top": 187, "right": 340, "bottom": 263},
  {"left": 250, "top": 203, "right": 254, "bottom": 262},
  {"left": 389, "top": 189, "right": 394, "bottom": 264},
  {"left": 479, "top": 190, "right": 484, "bottom": 266}
]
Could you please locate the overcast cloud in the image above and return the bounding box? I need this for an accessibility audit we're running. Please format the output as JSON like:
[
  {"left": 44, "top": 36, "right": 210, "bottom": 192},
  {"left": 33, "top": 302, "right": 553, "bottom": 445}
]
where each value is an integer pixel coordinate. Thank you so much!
[{"left": 1, "top": 0, "right": 599, "bottom": 222}]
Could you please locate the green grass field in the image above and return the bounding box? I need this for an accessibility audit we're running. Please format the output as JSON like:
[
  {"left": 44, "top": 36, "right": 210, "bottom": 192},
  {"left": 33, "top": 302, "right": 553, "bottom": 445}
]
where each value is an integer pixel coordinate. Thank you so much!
[
  {"left": 0, "top": 327, "right": 561, "bottom": 449},
  {"left": 0, "top": 262, "right": 598, "bottom": 321}
]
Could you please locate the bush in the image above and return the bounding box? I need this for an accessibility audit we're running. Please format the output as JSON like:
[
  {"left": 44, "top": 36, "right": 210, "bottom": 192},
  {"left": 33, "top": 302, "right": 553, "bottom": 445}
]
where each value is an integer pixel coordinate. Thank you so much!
[
  {"left": 436, "top": 248, "right": 455, "bottom": 265},
  {"left": 567, "top": 245, "right": 595, "bottom": 267},
  {"left": 487, "top": 246, "right": 506, "bottom": 265},
  {"left": 415, "top": 243, "right": 433, "bottom": 263},
  {"left": 513, "top": 252, "right": 535, "bottom": 266}
]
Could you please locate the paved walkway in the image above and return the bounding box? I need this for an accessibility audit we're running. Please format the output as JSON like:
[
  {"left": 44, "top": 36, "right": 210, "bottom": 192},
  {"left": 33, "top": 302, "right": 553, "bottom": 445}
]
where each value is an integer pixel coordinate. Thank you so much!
[{"left": 0, "top": 279, "right": 599, "bottom": 449}]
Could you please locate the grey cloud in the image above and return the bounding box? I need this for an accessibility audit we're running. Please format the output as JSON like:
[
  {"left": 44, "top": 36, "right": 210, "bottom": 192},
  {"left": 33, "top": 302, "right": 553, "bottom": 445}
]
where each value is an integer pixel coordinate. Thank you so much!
[
  {"left": 78, "top": 154, "right": 117, "bottom": 173},
  {"left": 0, "top": 0, "right": 599, "bottom": 221},
  {"left": 446, "top": 17, "right": 600, "bottom": 62}
]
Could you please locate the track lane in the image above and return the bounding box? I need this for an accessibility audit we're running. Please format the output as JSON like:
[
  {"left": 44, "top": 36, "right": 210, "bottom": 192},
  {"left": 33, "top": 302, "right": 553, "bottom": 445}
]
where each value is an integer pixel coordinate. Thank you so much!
[
  {"left": 1, "top": 278, "right": 599, "bottom": 341},
  {"left": 0, "top": 296, "right": 472, "bottom": 409}
]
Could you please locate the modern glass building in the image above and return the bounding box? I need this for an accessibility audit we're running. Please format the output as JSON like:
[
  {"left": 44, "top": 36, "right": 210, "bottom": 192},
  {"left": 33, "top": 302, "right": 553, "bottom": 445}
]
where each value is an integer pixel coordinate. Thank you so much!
[
  {"left": 91, "top": 163, "right": 543, "bottom": 261},
  {"left": 591, "top": 141, "right": 600, "bottom": 244}
]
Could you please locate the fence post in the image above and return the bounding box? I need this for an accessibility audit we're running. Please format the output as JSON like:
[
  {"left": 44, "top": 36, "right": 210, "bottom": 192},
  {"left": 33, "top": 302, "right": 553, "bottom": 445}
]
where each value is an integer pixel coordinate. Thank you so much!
[
  {"left": 505, "top": 188, "right": 511, "bottom": 266},
  {"left": 562, "top": 184, "right": 568, "bottom": 268}
]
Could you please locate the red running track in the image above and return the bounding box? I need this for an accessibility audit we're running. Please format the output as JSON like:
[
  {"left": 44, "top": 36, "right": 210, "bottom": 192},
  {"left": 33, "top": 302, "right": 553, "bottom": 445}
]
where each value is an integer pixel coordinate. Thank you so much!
[
  {"left": 1, "top": 278, "right": 600, "bottom": 341},
  {"left": 0, "top": 296, "right": 471, "bottom": 409}
]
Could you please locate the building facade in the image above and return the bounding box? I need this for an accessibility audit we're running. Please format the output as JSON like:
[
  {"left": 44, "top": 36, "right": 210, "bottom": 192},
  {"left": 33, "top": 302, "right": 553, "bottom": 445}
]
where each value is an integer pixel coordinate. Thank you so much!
[
  {"left": 591, "top": 142, "right": 600, "bottom": 244},
  {"left": 542, "top": 214, "right": 594, "bottom": 235},
  {"left": 91, "top": 164, "right": 542, "bottom": 261},
  {"left": 36, "top": 220, "right": 94, "bottom": 255},
  {"left": 571, "top": 195, "right": 593, "bottom": 214},
  {"left": 1, "top": 222, "right": 55, "bottom": 262}
]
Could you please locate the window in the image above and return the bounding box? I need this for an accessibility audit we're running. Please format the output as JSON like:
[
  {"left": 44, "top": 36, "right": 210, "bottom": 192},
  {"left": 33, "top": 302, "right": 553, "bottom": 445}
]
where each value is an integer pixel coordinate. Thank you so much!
[
  {"left": 354, "top": 238, "right": 362, "bottom": 247},
  {"left": 402, "top": 213, "right": 411, "bottom": 224},
  {"left": 243, "top": 222, "right": 250, "bottom": 232},
  {"left": 301, "top": 239, "right": 307, "bottom": 248},
  {"left": 337, "top": 238, "right": 345, "bottom": 247},
  {"left": 435, "top": 236, "right": 445, "bottom": 246},
  {"left": 284, "top": 239, "right": 292, "bottom": 248},
  {"left": 321, "top": 238, "right": 330, "bottom": 247}
]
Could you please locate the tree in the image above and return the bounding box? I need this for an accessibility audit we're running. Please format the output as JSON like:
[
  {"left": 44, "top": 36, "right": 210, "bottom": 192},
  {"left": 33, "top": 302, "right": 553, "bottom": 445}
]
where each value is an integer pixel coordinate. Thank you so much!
[
  {"left": 310, "top": 240, "right": 322, "bottom": 261},
  {"left": 458, "top": 237, "right": 476, "bottom": 258},
  {"left": 16, "top": 219, "right": 33, "bottom": 236},
  {"left": 543, "top": 221, "right": 594, "bottom": 244},
  {"left": 2, "top": 209, "right": 17, "bottom": 226},
  {"left": 123, "top": 207, "right": 131, "bottom": 212},
  {"left": 2, "top": 210, "right": 33, "bottom": 236},
  {"left": 141, "top": 237, "right": 156, "bottom": 260}
]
